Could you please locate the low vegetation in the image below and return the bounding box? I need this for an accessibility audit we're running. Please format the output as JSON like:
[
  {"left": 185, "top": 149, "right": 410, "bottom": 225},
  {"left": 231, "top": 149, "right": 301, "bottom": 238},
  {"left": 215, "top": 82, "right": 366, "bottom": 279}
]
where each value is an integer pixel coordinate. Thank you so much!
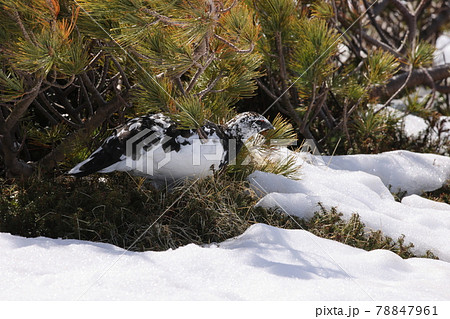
[{"left": 0, "top": 173, "right": 438, "bottom": 259}]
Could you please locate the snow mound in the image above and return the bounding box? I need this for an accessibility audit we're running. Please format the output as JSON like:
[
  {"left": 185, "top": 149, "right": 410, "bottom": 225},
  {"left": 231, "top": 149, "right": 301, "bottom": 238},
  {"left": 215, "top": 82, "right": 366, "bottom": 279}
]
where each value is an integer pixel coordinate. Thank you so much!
[
  {"left": 321, "top": 150, "right": 450, "bottom": 194},
  {"left": 2, "top": 225, "right": 450, "bottom": 300},
  {"left": 250, "top": 150, "right": 450, "bottom": 261}
]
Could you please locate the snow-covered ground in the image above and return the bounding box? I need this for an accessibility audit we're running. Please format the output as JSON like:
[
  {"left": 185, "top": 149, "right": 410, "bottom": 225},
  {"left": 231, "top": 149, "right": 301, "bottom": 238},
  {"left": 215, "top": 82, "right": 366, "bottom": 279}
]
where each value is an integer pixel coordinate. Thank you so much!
[
  {"left": 1, "top": 150, "right": 449, "bottom": 301},
  {"left": 1, "top": 222, "right": 450, "bottom": 301},
  {"left": 251, "top": 150, "right": 450, "bottom": 262}
]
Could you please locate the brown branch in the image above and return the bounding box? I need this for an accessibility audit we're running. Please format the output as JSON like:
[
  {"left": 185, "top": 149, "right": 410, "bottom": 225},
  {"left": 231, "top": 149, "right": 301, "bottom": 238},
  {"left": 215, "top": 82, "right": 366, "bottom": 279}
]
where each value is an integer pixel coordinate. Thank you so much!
[
  {"left": 78, "top": 76, "right": 94, "bottom": 116},
  {"left": 5, "top": 78, "right": 43, "bottom": 131},
  {"left": 11, "top": 8, "right": 33, "bottom": 44},
  {"left": 389, "top": 0, "right": 416, "bottom": 54},
  {"left": 369, "top": 64, "right": 450, "bottom": 99},
  {"left": 436, "top": 85, "right": 450, "bottom": 94},
  {"left": 196, "top": 72, "right": 223, "bottom": 98},
  {"left": 32, "top": 100, "right": 58, "bottom": 125},
  {"left": 111, "top": 55, "right": 131, "bottom": 90},
  {"left": 0, "top": 79, "right": 42, "bottom": 178},
  {"left": 362, "top": 0, "right": 394, "bottom": 48},
  {"left": 38, "top": 93, "right": 81, "bottom": 128},
  {"left": 256, "top": 78, "right": 279, "bottom": 101},
  {"left": 140, "top": 7, "right": 188, "bottom": 26},
  {"left": 79, "top": 72, "right": 106, "bottom": 106},
  {"left": 361, "top": 31, "right": 403, "bottom": 58},
  {"left": 422, "top": 68, "right": 436, "bottom": 110},
  {"left": 38, "top": 91, "right": 129, "bottom": 172},
  {"left": 219, "top": 0, "right": 238, "bottom": 13},
  {"left": 186, "top": 54, "right": 215, "bottom": 94},
  {"left": 378, "top": 63, "right": 414, "bottom": 112},
  {"left": 52, "top": 87, "right": 83, "bottom": 124},
  {"left": 214, "top": 34, "right": 255, "bottom": 53},
  {"left": 43, "top": 74, "right": 75, "bottom": 89},
  {"left": 372, "top": 0, "right": 390, "bottom": 16},
  {"left": 420, "top": 5, "right": 450, "bottom": 41}
]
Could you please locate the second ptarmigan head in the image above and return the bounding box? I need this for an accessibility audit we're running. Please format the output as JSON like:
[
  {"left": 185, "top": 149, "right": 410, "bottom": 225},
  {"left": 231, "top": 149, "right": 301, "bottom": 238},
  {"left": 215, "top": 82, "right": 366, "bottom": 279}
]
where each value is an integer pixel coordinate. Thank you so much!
[{"left": 68, "top": 112, "right": 273, "bottom": 182}]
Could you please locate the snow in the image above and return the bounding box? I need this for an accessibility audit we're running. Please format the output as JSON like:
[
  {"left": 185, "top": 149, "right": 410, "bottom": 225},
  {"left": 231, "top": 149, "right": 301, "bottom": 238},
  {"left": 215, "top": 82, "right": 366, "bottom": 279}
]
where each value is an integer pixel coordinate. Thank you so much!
[
  {"left": 251, "top": 150, "right": 450, "bottom": 262},
  {"left": 321, "top": 150, "right": 449, "bottom": 194},
  {"left": 435, "top": 34, "right": 450, "bottom": 66},
  {"left": 2, "top": 224, "right": 450, "bottom": 301}
]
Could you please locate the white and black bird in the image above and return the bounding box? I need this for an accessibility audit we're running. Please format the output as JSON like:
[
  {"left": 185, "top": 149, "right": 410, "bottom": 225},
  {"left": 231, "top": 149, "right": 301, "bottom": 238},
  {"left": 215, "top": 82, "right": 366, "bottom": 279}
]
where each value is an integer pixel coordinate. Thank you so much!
[{"left": 68, "top": 112, "right": 274, "bottom": 182}]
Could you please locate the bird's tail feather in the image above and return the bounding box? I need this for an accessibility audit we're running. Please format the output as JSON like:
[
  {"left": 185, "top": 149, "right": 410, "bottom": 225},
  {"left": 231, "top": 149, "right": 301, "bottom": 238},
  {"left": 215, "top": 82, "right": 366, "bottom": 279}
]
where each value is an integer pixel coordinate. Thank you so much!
[{"left": 68, "top": 147, "right": 121, "bottom": 177}]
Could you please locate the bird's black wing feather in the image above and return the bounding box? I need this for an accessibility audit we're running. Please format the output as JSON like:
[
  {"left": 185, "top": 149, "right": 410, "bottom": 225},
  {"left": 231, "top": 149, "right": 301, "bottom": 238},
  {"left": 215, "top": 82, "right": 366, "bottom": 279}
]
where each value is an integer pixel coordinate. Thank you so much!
[{"left": 68, "top": 114, "right": 176, "bottom": 177}]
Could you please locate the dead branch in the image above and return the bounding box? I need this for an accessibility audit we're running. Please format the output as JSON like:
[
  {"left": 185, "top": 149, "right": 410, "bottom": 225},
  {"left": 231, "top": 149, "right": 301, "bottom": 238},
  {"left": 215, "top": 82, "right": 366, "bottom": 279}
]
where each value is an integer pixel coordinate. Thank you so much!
[{"left": 369, "top": 64, "right": 450, "bottom": 99}]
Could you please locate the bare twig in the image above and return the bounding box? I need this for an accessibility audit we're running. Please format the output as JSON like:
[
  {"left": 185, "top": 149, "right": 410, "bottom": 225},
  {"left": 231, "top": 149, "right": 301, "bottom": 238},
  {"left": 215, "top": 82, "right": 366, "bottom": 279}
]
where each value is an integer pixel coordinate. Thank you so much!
[
  {"left": 375, "top": 63, "right": 414, "bottom": 114},
  {"left": 214, "top": 34, "right": 255, "bottom": 53},
  {"left": 219, "top": 0, "right": 238, "bottom": 13},
  {"left": 186, "top": 54, "right": 215, "bottom": 94},
  {"left": 196, "top": 72, "right": 223, "bottom": 98},
  {"left": 111, "top": 55, "right": 131, "bottom": 90},
  {"left": 362, "top": 0, "right": 394, "bottom": 48},
  {"left": 420, "top": 4, "right": 450, "bottom": 41},
  {"left": 38, "top": 93, "right": 81, "bottom": 128},
  {"left": 79, "top": 72, "right": 106, "bottom": 106},
  {"left": 44, "top": 75, "right": 76, "bottom": 89},
  {"left": 361, "top": 31, "right": 403, "bottom": 58},
  {"left": 11, "top": 8, "right": 33, "bottom": 44},
  {"left": 140, "top": 7, "right": 189, "bottom": 26}
]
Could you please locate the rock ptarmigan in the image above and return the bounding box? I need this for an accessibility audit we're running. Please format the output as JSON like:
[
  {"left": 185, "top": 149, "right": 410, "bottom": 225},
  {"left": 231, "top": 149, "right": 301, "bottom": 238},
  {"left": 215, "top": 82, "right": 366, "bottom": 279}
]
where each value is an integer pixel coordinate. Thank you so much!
[{"left": 68, "top": 112, "right": 274, "bottom": 182}]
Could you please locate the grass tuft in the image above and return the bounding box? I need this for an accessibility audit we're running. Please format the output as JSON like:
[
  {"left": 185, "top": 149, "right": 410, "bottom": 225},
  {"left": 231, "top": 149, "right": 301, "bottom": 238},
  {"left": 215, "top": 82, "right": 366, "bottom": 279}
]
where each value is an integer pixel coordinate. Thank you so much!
[{"left": 0, "top": 174, "right": 439, "bottom": 259}]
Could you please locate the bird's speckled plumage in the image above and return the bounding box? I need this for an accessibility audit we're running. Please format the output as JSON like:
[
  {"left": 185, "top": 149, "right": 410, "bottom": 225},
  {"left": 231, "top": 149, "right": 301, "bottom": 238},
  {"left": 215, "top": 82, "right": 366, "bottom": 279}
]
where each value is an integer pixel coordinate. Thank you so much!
[{"left": 68, "top": 112, "right": 273, "bottom": 182}]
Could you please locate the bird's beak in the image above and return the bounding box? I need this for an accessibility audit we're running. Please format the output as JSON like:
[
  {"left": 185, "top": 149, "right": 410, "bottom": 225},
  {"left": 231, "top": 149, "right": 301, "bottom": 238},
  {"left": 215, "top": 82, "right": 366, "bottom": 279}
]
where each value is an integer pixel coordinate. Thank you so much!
[
  {"left": 260, "top": 122, "right": 274, "bottom": 136},
  {"left": 264, "top": 122, "right": 275, "bottom": 131}
]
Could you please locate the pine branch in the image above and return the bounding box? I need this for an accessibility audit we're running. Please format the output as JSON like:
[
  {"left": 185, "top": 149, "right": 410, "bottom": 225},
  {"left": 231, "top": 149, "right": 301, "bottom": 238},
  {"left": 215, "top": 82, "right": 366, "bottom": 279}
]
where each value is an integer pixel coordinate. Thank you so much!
[
  {"left": 361, "top": 31, "right": 403, "bottom": 59},
  {"left": 140, "top": 7, "right": 188, "bottom": 26},
  {"left": 4, "top": 78, "right": 43, "bottom": 131},
  {"left": 219, "top": 0, "right": 238, "bottom": 13},
  {"left": 196, "top": 72, "right": 223, "bottom": 98},
  {"left": 38, "top": 91, "right": 129, "bottom": 172},
  {"left": 186, "top": 54, "right": 215, "bottom": 94},
  {"left": 214, "top": 34, "right": 255, "bottom": 53}
]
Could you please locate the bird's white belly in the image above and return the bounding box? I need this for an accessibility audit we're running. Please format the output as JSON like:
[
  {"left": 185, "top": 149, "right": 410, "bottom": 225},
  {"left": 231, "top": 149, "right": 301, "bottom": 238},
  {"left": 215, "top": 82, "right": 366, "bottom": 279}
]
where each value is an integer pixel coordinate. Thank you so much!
[{"left": 114, "top": 136, "right": 226, "bottom": 181}]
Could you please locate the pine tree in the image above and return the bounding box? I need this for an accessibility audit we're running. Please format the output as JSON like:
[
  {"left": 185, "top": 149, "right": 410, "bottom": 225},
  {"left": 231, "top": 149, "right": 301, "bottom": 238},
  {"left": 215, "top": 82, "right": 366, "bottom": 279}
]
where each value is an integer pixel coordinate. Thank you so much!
[
  {"left": 253, "top": 0, "right": 449, "bottom": 154},
  {"left": 77, "top": 0, "right": 262, "bottom": 128},
  {"left": 0, "top": 0, "right": 270, "bottom": 179}
]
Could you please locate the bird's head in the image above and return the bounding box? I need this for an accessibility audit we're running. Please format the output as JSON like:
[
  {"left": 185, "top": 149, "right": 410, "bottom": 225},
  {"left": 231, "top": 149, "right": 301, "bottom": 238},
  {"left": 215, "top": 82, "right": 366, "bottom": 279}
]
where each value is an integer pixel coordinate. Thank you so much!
[{"left": 224, "top": 112, "right": 274, "bottom": 143}]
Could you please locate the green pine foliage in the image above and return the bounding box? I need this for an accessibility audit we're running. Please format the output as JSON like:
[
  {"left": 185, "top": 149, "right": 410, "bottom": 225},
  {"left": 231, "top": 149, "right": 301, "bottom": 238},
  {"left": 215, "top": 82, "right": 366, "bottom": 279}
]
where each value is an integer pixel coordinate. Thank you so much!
[{"left": 77, "top": 0, "right": 262, "bottom": 127}]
